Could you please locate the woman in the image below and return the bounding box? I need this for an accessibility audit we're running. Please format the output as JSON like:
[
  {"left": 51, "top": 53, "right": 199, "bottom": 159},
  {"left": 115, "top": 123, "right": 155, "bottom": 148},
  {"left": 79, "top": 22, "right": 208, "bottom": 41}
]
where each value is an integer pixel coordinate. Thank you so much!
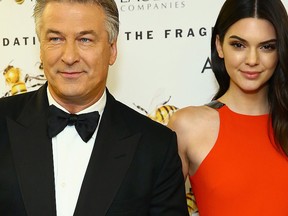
[{"left": 168, "top": 0, "right": 288, "bottom": 215}]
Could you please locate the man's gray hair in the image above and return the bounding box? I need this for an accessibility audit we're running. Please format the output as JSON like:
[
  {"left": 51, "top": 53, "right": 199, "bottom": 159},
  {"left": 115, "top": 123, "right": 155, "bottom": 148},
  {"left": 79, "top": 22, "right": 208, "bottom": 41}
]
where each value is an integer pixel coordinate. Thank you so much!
[{"left": 33, "top": 0, "right": 119, "bottom": 43}]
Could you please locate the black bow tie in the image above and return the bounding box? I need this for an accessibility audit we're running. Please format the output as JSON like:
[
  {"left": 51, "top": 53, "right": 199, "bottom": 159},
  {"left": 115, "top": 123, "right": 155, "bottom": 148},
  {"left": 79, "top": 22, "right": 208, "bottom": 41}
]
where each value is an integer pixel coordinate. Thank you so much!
[{"left": 47, "top": 105, "right": 100, "bottom": 143}]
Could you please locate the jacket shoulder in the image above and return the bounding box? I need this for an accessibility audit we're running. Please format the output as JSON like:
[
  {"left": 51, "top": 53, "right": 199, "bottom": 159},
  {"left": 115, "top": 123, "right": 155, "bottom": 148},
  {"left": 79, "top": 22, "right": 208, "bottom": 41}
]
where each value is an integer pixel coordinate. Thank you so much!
[
  {"left": 114, "top": 99, "right": 173, "bottom": 135},
  {"left": 0, "top": 91, "right": 37, "bottom": 119}
]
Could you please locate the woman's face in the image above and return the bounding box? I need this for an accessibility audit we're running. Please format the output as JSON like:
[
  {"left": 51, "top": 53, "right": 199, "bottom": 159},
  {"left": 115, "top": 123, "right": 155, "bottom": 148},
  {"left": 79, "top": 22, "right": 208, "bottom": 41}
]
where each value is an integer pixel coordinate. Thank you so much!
[{"left": 216, "top": 18, "right": 278, "bottom": 94}]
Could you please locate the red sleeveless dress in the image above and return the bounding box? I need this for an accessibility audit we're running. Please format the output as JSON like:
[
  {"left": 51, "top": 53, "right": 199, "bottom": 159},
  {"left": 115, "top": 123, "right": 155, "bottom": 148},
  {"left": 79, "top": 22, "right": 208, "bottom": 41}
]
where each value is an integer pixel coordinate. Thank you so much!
[{"left": 189, "top": 103, "right": 288, "bottom": 216}]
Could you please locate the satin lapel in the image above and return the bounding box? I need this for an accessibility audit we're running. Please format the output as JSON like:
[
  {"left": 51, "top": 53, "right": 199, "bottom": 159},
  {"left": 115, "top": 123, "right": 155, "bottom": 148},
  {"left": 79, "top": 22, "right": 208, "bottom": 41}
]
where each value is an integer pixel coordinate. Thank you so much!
[
  {"left": 7, "top": 84, "right": 56, "bottom": 216},
  {"left": 74, "top": 92, "right": 141, "bottom": 216}
]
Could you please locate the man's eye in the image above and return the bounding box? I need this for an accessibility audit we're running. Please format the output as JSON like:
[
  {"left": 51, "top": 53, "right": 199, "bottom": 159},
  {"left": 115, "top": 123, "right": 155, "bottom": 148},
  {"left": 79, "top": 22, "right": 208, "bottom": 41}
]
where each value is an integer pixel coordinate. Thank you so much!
[
  {"left": 80, "top": 38, "right": 91, "bottom": 43},
  {"left": 49, "top": 37, "right": 62, "bottom": 42}
]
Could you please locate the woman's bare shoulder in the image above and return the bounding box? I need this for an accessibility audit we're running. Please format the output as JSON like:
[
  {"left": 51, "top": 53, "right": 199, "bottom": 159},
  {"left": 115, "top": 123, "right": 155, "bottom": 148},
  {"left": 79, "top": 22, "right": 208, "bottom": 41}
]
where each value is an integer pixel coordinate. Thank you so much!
[
  {"left": 168, "top": 105, "right": 218, "bottom": 132},
  {"left": 168, "top": 104, "right": 221, "bottom": 176},
  {"left": 168, "top": 104, "right": 220, "bottom": 155}
]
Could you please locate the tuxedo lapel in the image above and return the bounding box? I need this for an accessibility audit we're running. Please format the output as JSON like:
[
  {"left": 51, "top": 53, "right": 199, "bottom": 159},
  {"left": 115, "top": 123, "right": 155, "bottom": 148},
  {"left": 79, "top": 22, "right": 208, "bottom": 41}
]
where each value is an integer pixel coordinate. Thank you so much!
[
  {"left": 7, "top": 84, "right": 56, "bottom": 216},
  {"left": 74, "top": 91, "right": 141, "bottom": 216}
]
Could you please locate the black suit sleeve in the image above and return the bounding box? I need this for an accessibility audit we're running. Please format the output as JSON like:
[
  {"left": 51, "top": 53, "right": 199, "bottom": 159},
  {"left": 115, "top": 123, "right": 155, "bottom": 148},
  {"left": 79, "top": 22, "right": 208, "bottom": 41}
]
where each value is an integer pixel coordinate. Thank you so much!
[{"left": 149, "top": 132, "right": 189, "bottom": 216}]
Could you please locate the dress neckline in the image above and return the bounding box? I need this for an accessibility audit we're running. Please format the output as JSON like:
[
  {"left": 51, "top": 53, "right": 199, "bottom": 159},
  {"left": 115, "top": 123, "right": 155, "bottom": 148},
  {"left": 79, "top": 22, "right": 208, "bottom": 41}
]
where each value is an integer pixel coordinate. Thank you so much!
[{"left": 206, "top": 100, "right": 269, "bottom": 117}]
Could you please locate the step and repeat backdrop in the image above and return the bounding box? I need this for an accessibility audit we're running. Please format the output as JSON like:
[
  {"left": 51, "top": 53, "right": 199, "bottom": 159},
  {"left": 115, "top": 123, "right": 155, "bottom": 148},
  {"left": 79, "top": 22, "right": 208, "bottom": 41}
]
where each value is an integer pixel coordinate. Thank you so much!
[
  {"left": 0, "top": 0, "right": 223, "bottom": 108},
  {"left": 1, "top": 0, "right": 288, "bottom": 215}
]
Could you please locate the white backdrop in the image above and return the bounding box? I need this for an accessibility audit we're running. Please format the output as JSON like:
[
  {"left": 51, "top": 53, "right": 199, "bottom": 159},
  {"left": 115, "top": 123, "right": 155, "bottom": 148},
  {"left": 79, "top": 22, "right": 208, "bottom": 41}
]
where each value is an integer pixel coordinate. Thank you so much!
[
  {"left": 1, "top": 0, "right": 288, "bottom": 215},
  {"left": 0, "top": 0, "right": 225, "bottom": 107}
]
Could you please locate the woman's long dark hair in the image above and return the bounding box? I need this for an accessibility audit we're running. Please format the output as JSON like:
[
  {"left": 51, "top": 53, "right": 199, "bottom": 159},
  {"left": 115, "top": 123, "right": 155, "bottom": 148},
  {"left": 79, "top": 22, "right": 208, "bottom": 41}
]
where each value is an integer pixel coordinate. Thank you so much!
[{"left": 211, "top": 0, "right": 288, "bottom": 155}]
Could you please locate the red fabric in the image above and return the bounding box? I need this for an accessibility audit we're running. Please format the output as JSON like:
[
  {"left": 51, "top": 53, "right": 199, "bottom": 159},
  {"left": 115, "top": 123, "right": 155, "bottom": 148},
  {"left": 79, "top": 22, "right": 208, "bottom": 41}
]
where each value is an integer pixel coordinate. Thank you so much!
[{"left": 190, "top": 105, "right": 288, "bottom": 215}]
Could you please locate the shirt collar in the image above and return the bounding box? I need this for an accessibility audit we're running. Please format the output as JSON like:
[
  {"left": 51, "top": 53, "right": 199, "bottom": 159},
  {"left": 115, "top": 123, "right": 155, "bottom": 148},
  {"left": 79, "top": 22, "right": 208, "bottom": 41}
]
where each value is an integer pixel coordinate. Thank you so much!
[{"left": 47, "top": 87, "right": 106, "bottom": 116}]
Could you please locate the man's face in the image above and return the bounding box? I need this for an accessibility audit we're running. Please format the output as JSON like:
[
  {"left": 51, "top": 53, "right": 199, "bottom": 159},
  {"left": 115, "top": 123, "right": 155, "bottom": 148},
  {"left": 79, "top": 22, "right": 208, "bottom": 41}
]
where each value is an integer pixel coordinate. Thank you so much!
[{"left": 39, "top": 2, "right": 117, "bottom": 110}]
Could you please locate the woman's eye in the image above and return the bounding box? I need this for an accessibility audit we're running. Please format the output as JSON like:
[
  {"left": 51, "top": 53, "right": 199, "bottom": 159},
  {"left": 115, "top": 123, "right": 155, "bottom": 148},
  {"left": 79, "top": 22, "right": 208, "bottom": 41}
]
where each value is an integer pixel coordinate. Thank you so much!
[
  {"left": 230, "top": 42, "right": 244, "bottom": 49},
  {"left": 261, "top": 43, "right": 276, "bottom": 50}
]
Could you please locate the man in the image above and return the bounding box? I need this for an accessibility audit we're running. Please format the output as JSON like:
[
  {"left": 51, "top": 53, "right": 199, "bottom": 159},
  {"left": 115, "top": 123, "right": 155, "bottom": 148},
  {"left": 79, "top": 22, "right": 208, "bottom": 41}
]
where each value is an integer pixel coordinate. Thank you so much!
[{"left": 0, "top": 0, "right": 189, "bottom": 215}]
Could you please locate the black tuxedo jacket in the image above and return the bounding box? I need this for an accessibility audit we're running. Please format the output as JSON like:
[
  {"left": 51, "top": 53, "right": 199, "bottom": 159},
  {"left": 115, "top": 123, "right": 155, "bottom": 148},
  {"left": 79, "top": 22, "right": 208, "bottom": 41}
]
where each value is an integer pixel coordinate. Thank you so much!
[{"left": 0, "top": 84, "right": 188, "bottom": 216}]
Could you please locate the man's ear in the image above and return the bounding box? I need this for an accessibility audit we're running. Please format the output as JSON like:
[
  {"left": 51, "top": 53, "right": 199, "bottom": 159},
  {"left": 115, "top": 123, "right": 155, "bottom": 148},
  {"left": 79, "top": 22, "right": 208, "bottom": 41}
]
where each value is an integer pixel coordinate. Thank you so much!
[{"left": 109, "top": 39, "right": 118, "bottom": 65}]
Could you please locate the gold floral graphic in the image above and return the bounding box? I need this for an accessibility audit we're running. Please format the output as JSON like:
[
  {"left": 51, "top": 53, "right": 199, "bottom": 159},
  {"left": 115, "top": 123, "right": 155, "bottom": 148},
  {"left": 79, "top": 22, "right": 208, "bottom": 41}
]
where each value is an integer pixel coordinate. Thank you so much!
[
  {"left": 186, "top": 189, "right": 198, "bottom": 215},
  {"left": 134, "top": 96, "right": 178, "bottom": 125},
  {"left": 15, "top": 0, "right": 25, "bottom": 4},
  {"left": 2, "top": 62, "right": 46, "bottom": 97},
  {"left": 3, "top": 65, "right": 27, "bottom": 96}
]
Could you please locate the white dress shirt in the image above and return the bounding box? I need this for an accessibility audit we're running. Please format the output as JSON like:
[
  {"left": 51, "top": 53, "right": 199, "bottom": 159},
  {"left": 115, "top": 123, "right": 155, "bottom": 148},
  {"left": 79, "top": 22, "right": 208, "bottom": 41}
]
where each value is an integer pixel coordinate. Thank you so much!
[{"left": 47, "top": 88, "right": 106, "bottom": 216}]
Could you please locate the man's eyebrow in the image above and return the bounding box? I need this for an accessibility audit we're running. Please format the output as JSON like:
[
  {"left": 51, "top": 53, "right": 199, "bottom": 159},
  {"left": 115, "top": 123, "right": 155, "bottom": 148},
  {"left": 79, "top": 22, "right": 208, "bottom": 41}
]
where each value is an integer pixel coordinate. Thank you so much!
[
  {"left": 45, "top": 29, "right": 62, "bottom": 35},
  {"left": 77, "top": 30, "right": 97, "bottom": 36},
  {"left": 45, "top": 29, "right": 98, "bottom": 37}
]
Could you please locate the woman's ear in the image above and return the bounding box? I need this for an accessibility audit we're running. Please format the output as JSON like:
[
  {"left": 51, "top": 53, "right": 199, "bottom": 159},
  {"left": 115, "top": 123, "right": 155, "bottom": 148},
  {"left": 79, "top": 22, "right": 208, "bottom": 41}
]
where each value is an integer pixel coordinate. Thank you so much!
[{"left": 215, "top": 35, "right": 224, "bottom": 58}]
